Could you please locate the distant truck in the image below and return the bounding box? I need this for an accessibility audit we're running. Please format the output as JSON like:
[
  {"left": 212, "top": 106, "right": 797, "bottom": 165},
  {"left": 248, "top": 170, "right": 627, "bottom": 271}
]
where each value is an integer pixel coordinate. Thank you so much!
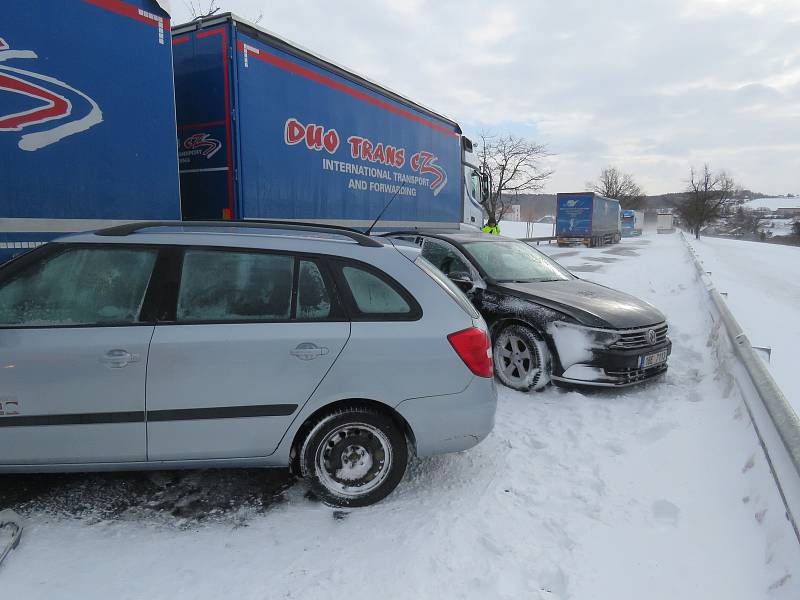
[
  {"left": 621, "top": 210, "right": 644, "bottom": 237},
  {"left": 657, "top": 211, "right": 675, "bottom": 233},
  {"left": 556, "top": 192, "right": 621, "bottom": 247},
  {"left": 172, "top": 14, "right": 486, "bottom": 230},
  {"left": 1, "top": 0, "right": 181, "bottom": 264}
]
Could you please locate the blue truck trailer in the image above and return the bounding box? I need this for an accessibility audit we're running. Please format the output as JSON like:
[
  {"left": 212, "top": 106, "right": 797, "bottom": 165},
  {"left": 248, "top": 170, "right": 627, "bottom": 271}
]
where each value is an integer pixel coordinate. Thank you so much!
[
  {"left": 556, "top": 192, "right": 621, "bottom": 247},
  {"left": 1, "top": 0, "right": 181, "bottom": 264},
  {"left": 621, "top": 209, "right": 644, "bottom": 236},
  {"left": 172, "top": 14, "right": 485, "bottom": 230}
]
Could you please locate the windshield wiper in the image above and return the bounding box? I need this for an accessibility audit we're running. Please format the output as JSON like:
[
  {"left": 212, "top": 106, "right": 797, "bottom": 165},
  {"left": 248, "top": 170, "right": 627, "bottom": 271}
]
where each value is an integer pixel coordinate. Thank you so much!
[{"left": 497, "top": 278, "right": 562, "bottom": 283}]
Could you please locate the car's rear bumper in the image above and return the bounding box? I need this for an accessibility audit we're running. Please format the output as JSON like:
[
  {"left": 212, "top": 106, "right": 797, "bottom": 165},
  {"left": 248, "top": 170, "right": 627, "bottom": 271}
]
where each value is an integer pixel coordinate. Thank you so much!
[
  {"left": 553, "top": 339, "right": 671, "bottom": 387},
  {"left": 395, "top": 376, "right": 497, "bottom": 457}
]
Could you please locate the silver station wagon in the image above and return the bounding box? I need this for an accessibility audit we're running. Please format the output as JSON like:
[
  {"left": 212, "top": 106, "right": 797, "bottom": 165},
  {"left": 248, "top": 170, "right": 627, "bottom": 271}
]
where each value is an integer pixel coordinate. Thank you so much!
[{"left": 0, "top": 222, "right": 497, "bottom": 507}]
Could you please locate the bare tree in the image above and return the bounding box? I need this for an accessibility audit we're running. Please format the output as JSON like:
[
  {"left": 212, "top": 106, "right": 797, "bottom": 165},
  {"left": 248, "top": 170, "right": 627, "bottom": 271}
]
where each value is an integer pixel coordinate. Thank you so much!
[
  {"left": 478, "top": 134, "right": 553, "bottom": 225},
  {"left": 731, "top": 207, "right": 768, "bottom": 236},
  {"left": 588, "top": 166, "right": 645, "bottom": 210},
  {"left": 185, "top": 0, "right": 221, "bottom": 18},
  {"left": 676, "top": 164, "right": 736, "bottom": 239}
]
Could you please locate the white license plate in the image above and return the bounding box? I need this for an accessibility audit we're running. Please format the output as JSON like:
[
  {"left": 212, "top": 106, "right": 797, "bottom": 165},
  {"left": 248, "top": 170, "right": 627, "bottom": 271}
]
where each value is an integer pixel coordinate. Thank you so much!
[{"left": 639, "top": 349, "right": 668, "bottom": 368}]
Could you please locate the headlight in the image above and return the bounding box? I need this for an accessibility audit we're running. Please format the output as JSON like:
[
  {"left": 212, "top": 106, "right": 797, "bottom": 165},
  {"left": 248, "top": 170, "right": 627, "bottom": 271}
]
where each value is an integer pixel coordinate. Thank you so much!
[{"left": 549, "top": 321, "right": 620, "bottom": 350}]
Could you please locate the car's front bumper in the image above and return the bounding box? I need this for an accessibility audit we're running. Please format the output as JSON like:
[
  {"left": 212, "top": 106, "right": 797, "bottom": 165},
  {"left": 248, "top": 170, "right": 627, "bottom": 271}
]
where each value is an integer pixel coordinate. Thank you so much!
[{"left": 552, "top": 339, "right": 672, "bottom": 387}]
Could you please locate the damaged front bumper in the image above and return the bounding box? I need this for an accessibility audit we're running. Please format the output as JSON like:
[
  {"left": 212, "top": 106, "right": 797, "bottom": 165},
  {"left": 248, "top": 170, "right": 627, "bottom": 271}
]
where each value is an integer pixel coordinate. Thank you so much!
[{"left": 552, "top": 339, "right": 672, "bottom": 388}]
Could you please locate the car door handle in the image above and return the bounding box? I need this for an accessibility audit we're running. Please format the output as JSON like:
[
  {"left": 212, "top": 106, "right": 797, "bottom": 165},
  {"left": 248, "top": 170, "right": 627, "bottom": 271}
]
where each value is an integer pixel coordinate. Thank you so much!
[
  {"left": 100, "top": 349, "right": 140, "bottom": 368},
  {"left": 290, "top": 343, "right": 330, "bottom": 361}
]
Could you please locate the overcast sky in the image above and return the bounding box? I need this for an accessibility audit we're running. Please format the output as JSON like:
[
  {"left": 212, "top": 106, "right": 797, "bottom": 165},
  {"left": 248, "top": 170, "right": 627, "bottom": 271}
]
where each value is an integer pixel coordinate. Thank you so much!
[{"left": 171, "top": 0, "right": 799, "bottom": 195}]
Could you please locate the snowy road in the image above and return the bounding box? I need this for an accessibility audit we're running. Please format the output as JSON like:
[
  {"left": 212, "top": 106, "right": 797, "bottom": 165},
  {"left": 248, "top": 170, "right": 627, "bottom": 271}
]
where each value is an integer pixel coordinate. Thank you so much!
[
  {"left": 686, "top": 236, "right": 800, "bottom": 414},
  {"left": 2, "top": 234, "right": 799, "bottom": 599}
]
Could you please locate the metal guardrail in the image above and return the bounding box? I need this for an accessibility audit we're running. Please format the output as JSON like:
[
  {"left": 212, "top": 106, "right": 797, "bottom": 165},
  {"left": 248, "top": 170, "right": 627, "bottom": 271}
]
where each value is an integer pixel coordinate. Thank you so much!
[
  {"left": 682, "top": 233, "right": 800, "bottom": 544},
  {"left": 522, "top": 236, "right": 558, "bottom": 245}
]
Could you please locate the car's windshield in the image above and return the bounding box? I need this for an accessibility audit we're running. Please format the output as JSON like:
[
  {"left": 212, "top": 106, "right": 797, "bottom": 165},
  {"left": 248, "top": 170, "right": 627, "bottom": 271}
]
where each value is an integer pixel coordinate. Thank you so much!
[{"left": 463, "top": 240, "right": 573, "bottom": 283}]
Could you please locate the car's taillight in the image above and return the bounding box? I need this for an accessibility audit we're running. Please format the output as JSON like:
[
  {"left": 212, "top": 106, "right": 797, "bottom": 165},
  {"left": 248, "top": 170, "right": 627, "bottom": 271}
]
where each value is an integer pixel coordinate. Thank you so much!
[{"left": 448, "top": 327, "right": 493, "bottom": 378}]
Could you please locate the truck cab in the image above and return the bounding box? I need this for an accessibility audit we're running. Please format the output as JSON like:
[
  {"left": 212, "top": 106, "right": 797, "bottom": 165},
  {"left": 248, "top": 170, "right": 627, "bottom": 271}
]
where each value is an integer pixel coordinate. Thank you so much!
[{"left": 461, "top": 136, "right": 488, "bottom": 229}]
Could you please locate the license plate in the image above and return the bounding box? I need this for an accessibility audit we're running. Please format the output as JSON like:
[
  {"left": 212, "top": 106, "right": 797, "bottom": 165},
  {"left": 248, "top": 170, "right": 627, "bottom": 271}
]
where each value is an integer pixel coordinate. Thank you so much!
[{"left": 639, "top": 349, "right": 668, "bottom": 368}]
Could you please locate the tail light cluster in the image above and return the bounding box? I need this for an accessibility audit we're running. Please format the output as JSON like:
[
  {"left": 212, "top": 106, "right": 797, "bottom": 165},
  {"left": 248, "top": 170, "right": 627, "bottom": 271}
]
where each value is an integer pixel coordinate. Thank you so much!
[{"left": 447, "top": 327, "right": 493, "bottom": 378}]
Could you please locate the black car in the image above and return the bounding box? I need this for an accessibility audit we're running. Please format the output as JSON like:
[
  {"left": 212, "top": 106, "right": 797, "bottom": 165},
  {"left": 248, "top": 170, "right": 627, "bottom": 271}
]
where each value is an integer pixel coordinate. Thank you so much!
[{"left": 387, "top": 231, "right": 671, "bottom": 391}]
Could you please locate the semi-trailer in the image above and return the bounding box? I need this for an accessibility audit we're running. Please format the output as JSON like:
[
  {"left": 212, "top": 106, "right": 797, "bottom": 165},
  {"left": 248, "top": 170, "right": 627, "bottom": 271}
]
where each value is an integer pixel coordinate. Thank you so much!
[
  {"left": 1, "top": 0, "right": 181, "bottom": 264},
  {"left": 657, "top": 210, "right": 675, "bottom": 233},
  {"left": 1, "top": 8, "right": 487, "bottom": 265},
  {"left": 556, "top": 192, "right": 621, "bottom": 247},
  {"left": 172, "top": 14, "right": 486, "bottom": 231},
  {"left": 621, "top": 209, "right": 644, "bottom": 236}
]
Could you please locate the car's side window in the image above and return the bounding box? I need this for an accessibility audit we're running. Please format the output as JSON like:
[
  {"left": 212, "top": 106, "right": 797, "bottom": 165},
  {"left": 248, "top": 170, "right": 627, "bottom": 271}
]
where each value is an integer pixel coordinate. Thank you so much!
[
  {"left": 0, "top": 245, "right": 158, "bottom": 327},
  {"left": 331, "top": 261, "right": 420, "bottom": 321},
  {"left": 342, "top": 266, "right": 410, "bottom": 315},
  {"left": 176, "top": 249, "right": 294, "bottom": 322},
  {"left": 296, "top": 260, "right": 332, "bottom": 320},
  {"left": 421, "top": 238, "right": 472, "bottom": 276}
]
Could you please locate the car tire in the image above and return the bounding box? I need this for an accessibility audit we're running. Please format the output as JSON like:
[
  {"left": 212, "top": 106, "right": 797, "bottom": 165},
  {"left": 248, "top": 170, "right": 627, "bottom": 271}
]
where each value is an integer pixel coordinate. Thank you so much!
[
  {"left": 300, "top": 407, "right": 408, "bottom": 507},
  {"left": 493, "top": 324, "right": 551, "bottom": 392}
]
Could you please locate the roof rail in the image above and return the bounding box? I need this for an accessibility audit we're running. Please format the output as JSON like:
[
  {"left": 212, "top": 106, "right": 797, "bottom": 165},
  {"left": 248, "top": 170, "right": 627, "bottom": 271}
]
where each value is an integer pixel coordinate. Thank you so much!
[{"left": 94, "top": 220, "right": 383, "bottom": 247}]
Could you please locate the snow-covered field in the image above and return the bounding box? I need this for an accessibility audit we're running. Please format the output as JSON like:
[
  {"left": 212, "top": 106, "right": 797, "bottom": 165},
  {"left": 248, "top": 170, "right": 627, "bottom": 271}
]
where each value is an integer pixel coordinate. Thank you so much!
[
  {"left": 499, "top": 220, "right": 556, "bottom": 239},
  {"left": 743, "top": 197, "right": 800, "bottom": 212},
  {"left": 765, "top": 218, "right": 797, "bottom": 238},
  {"left": 687, "top": 235, "right": 800, "bottom": 415},
  {"left": 2, "top": 234, "right": 799, "bottom": 599}
]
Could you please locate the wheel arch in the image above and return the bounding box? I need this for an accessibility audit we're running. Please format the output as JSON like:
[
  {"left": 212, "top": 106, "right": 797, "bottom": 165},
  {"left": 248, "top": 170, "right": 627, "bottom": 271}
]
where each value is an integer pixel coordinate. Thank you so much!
[
  {"left": 489, "top": 316, "right": 564, "bottom": 375},
  {"left": 289, "top": 398, "right": 416, "bottom": 475}
]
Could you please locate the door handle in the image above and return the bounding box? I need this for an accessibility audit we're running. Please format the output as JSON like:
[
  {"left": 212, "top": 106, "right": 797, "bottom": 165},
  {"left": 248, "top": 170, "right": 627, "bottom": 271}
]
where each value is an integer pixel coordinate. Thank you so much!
[
  {"left": 290, "top": 343, "right": 330, "bottom": 361},
  {"left": 100, "top": 349, "right": 140, "bottom": 368}
]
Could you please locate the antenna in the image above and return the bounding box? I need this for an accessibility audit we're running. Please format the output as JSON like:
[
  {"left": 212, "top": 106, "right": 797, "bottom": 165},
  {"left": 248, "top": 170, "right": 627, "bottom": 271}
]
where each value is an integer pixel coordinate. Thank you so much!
[{"left": 365, "top": 183, "right": 409, "bottom": 236}]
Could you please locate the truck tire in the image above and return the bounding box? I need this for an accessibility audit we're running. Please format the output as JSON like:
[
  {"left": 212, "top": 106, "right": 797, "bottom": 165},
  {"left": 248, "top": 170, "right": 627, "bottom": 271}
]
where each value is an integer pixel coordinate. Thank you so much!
[
  {"left": 493, "top": 324, "right": 551, "bottom": 392},
  {"left": 300, "top": 407, "right": 408, "bottom": 507}
]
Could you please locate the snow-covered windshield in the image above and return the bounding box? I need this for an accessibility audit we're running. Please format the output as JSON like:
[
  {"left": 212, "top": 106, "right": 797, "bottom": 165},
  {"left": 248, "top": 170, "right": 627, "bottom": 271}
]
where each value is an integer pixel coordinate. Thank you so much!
[{"left": 463, "top": 240, "right": 573, "bottom": 283}]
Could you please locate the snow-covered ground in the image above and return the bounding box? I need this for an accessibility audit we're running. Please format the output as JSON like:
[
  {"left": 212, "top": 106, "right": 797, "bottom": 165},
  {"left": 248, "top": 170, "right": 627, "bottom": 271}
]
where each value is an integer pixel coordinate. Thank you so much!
[
  {"left": 2, "top": 234, "right": 799, "bottom": 599},
  {"left": 687, "top": 235, "right": 800, "bottom": 415}
]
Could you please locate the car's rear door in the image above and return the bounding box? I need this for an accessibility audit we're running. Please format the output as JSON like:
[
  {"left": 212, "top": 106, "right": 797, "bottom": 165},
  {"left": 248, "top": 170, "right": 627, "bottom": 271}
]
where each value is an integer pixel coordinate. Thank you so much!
[
  {"left": 145, "top": 248, "right": 350, "bottom": 460},
  {"left": 0, "top": 244, "right": 159, "bottom": 464}
]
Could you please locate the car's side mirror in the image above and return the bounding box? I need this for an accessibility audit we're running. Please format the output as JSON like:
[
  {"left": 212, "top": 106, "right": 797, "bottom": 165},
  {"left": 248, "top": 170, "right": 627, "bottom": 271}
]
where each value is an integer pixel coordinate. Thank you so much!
[
  {"left": 447, "top": 271, "right": 474, "bottom": 293},
  {"left": 480, "top": 172, "right": 491, "bottom": 203}
]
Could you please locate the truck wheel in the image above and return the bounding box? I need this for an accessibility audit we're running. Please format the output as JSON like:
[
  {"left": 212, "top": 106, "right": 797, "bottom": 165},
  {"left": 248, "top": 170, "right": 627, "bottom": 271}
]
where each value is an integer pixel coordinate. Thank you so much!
[
  {"left": 493, "top": 324, "right": 551, "bottom": 392},
  {"left": 300, "top": 407, "right": 408, "bottom": 507}
]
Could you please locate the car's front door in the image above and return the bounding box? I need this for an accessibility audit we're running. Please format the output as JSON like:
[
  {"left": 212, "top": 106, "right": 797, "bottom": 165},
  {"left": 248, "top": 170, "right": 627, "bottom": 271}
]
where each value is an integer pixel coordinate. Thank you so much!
[
  {"left": 0, "top": 245, "right": 159, "bottom": 464},
  {"left": 145, "top": 248, "right": 350, "bottom": 461}
]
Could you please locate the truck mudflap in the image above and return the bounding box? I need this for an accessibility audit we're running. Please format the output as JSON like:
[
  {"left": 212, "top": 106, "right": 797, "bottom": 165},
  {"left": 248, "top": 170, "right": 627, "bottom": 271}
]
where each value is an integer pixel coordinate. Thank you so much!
[{"left": 0, "top": 510, "right": 23, "bottom": 568}]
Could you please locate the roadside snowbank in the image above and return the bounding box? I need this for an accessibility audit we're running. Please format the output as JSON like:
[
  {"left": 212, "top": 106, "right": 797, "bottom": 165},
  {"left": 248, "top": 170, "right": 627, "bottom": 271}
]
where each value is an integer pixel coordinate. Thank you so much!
[
  {"left": 687, "top": 236, "right": 800, "bottom": 415},
  {"left": 2, "top": 235, "right": 798, "bottom": 599}
]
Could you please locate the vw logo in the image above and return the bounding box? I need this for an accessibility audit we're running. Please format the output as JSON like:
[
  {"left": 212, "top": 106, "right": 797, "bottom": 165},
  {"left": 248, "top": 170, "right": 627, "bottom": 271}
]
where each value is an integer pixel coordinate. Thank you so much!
[{"left": 646, "top": 329, "right": 657, "bottom": 345}]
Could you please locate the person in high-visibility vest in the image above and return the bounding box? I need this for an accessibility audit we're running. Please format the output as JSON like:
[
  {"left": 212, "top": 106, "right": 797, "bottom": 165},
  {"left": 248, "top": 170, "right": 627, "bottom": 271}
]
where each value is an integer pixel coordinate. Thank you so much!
[{"left": 482, "top": 217, "right": 500, "bottom": 235}]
